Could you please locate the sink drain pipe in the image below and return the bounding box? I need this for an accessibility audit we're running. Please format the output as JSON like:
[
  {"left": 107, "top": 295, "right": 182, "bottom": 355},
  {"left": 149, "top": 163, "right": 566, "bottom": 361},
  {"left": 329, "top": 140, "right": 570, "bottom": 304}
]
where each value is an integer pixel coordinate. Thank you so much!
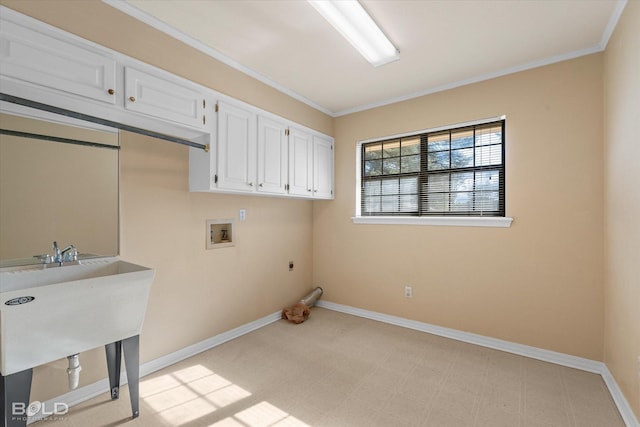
[{"left": 67, "top": 354, "right": 82, "bottom": 390}]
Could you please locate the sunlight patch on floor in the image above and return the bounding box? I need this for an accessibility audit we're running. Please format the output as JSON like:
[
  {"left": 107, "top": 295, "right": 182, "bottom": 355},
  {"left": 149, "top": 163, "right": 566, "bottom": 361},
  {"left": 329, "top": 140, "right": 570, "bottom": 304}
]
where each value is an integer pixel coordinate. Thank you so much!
[
  {"left": 209, "top": 401, "right": 311, "bottom": 427},
  {"left": 140, "top": 364, "right": 251, "bottom": 425},
  {"left": 140, "top": 364, "right": 310, "bottom": 426}
]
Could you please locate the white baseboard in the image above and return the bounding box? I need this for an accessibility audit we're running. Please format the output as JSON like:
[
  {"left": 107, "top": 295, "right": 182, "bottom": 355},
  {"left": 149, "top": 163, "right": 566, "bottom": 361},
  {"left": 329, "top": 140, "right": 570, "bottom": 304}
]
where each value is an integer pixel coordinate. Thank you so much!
[
  {"left": 30, "top": 303, "right": 639, "bottom": 427},
  {"left": 316, "top": 300, "right": 639, "bottom": 427},
  {"left": 600, "top": 364, "right": 640, "bottom": 427},
  {"left": 28, "top": 310, "right": 282, "bottom": 425}
]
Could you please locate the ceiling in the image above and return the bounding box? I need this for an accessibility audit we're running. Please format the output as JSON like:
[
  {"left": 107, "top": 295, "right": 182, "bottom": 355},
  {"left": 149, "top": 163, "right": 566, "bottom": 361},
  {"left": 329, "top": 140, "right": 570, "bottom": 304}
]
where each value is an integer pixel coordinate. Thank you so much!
[{"left": 107, "top": 0, "right": 626, "bottom": 117}]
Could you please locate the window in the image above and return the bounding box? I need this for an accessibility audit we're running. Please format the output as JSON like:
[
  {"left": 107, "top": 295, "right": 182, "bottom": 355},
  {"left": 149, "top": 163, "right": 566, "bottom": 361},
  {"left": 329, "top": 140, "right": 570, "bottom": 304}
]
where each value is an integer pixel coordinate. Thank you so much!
[{"left": 359, "top": 119, "right": 505, "bottom": 217}]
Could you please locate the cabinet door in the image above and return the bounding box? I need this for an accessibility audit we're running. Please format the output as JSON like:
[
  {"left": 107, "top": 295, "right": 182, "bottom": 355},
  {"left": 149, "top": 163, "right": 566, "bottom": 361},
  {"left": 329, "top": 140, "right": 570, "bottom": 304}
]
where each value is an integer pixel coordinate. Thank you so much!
[
  {"left": 217, "top": 100, "right": 257, "bottom": 192},
  {"left": 313, "top": 135, "right": 334, "bottom": 199},
  {"left": 257, "top": 116, "right": 288, "bottom": 195},
  {"left": 0, "top": 19, "right": 116, "bottom": 104},
  {"left": 288, "top": 127, "right": 313, "bottom": 197},
  {"left": 124, "top": 67, "right": 206, "bottom": 130}
]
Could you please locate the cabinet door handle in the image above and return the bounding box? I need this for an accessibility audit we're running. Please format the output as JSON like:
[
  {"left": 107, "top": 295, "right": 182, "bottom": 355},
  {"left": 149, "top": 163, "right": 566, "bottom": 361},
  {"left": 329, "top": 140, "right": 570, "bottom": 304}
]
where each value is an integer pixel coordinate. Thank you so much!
[
  {"left": 307, "top": 189, "right": 311, "bottom": 192},
  {"left": 129, "top": 96, "right": 136, "bottom": 102},
  {"left": 248, "top": 182, "right": 254, "bottom": 187},
  {"left": 107, "top": 89, "right": 115, "bottom": 95},
  {"left": 259, "top": 183, "right": 263, "bottom": 187},
  {"left": 314, "top": 189, "right": 318, "bottom": 193}
]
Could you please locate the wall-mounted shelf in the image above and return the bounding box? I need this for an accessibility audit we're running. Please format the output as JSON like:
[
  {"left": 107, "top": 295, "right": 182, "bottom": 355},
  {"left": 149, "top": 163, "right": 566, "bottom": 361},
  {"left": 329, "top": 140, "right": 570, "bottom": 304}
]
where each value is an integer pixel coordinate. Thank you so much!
[{"left": 206, "top": 219, "right": 234, "bottom": 249}]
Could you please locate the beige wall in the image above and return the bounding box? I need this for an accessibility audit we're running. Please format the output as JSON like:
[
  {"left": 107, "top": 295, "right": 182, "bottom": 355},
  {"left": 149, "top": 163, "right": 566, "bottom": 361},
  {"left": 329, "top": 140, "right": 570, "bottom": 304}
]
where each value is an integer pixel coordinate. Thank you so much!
[
  {"left": 603, "top": 0, "right": 640, "bottom": 419},
  {"left": 1, "top": 0, "right": 327, "bottom": 402},
  {"left": 118, "top": 131, "right": 315, "bottom": 358},
  {"left": 314, "top": 54, "right": 605, "bottom": 361}
]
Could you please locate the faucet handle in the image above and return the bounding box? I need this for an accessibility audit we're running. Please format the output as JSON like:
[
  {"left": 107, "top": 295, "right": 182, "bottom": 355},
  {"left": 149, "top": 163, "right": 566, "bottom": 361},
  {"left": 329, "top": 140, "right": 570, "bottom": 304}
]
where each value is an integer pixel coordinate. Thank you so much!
[
  {"left": 34, "top": 254, "right": 52, "bottom": 264},
  {"left": 63, "top": 246, "right": 78, "bottom": 262},
  {"left": 51, "top": 241, "right": 61, "bottom": 263}
]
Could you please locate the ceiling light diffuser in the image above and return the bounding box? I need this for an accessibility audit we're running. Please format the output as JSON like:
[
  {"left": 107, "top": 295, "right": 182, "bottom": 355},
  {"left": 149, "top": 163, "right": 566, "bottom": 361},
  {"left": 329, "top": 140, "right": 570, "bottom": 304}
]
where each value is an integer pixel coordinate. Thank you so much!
[{"left": 308, "top": 0, "right": 399, "bottom": 67}]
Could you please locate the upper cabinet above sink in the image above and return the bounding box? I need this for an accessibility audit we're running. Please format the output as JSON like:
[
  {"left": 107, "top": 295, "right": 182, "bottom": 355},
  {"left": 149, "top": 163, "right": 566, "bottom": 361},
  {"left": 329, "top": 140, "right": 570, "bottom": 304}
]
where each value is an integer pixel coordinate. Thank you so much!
[
  {"left": 0, "top": 7, "right": 210, "bottom": 142},
  {"left": 0, "top": 18, "right": 117, "bottom": 105},
  {"left": 124, "top": 66, "right": 209, "bottom": 131}
]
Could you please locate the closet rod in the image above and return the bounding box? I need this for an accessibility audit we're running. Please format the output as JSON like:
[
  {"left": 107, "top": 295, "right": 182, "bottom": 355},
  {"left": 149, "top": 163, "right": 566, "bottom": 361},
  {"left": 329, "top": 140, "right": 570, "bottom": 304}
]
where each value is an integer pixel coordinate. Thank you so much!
[
  {"left": 0, "top": 93, "right": 209, "bottom": 152},
  {"left": 0, "top": 128, "right": 120, "bottom": 150}
]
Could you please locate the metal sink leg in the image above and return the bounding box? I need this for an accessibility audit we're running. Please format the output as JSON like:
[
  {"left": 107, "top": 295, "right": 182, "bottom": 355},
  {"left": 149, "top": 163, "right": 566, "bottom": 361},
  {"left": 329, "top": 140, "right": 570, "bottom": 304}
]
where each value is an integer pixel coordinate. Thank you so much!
[
  {"left": 105, "top": 335, "right": 140, "bottom": 419},
  {"left": 1, "top": 368, "right": 33, "bottom": 427},
  {"left": 105, "top": 340, "right": 122, "bottom": 400}
]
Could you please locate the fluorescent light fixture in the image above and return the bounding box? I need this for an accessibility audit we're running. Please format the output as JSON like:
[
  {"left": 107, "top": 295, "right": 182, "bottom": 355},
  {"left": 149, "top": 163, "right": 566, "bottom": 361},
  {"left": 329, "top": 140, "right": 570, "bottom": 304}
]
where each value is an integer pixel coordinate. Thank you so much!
[{"left": 308, "top": 0, "right": 399, "bottom": 67}]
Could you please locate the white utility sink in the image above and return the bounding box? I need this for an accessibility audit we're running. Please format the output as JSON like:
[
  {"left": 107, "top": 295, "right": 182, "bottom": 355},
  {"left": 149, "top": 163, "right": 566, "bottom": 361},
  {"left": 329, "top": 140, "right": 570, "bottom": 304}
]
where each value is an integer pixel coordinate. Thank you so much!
[{"left": 0, "top": 258, "right": 154, "bottom": 376}]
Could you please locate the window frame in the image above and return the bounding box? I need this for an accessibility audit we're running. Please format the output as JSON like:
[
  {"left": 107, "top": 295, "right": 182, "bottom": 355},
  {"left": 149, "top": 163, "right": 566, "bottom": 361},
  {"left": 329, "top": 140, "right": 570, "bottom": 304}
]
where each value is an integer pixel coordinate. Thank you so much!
[{"left": 353, "top": 115, "right": 513, "bottom": 228}]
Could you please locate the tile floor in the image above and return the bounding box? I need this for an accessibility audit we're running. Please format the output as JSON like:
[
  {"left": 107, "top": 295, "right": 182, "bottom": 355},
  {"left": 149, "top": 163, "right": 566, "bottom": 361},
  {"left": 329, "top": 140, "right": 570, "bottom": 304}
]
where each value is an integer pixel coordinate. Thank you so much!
[{"left": 30, "top": 308, "right": 625, "bottom": 426}]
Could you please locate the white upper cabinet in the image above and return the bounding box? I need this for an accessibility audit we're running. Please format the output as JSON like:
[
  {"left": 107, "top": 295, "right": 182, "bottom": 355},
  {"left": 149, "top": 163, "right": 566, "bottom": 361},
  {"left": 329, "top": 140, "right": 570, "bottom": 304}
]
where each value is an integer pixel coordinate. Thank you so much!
[
  {"left": 288, "top": 127, "right": 314, "bottom": 197},
  {"left": 194, "top": 108, "right": 334, "bottom": 199},
  {"left": 0, "top": 8, "right": 208, "bottom": 141},
  {"left": 288, "top": 128, "right": 334, "bottom": 199},
  {"left": 216, "top": 100, "right": 257, "bottom": 192},
  {"left": 0, "top": 19, "right": 116, "bottom": 104},
  {"left": 313, "top": 135, "right": 334, "bottom": 199},
  {"left": 257, "top": 115, "right": 288, "bottom": 195},
  {"left": 124, "top": 67, "right": 207, "bottom": 130}
]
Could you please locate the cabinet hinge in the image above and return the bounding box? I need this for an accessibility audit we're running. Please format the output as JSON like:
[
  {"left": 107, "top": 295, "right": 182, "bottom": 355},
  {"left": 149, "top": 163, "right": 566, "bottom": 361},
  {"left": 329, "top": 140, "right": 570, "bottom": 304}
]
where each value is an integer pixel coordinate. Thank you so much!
[
  {"left": 215, "top": 103, "right": 219, "bottom": 113},
  {"left": 285, "top": 184, "right": 289, "bottom": 191},
  {"left": 203, "top": 99, "right": 206, "bottom": 109},
  {"left": 203, "top": 115, "right": 206, "bottom": 125},
  {"left": 285, "top": 128, "right": 290, "bottom": 136},
  {"left": 214, "top": 174, "right": 218, "bottom": 184}
]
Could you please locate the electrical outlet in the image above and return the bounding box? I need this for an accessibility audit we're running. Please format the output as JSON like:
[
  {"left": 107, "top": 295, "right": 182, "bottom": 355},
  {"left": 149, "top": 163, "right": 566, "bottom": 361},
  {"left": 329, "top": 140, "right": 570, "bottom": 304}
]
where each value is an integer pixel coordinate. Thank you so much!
[
  {"left": 404, "top": 286, "right": 413, "bottom": 298},
  {"left": 239, "top": 209, "right": 246, "bottom": 221}
]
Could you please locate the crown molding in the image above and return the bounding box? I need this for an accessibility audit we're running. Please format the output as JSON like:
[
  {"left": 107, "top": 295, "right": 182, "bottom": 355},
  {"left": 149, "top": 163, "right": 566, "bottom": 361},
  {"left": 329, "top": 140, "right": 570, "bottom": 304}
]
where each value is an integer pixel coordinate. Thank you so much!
[{"left": 103, "top": 0, "right": 628, "bottom": 118}]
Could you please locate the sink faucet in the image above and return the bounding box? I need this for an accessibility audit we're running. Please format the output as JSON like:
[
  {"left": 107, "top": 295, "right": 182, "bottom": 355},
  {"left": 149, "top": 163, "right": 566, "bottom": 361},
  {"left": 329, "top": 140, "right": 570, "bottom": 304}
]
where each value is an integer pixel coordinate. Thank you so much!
[
  {"left": 51, "top": 241, "right": 78, "bottom": 265},
  {"left": 34, "top": 241, "right": 79, "bottom": 266}
]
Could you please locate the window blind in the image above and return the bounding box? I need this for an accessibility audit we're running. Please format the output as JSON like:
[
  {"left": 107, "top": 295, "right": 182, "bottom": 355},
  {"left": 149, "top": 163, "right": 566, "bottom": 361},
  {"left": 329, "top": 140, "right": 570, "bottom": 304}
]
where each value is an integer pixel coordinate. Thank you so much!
[{"left": 361, "top": 120, "right": 505, "bottom": 217}]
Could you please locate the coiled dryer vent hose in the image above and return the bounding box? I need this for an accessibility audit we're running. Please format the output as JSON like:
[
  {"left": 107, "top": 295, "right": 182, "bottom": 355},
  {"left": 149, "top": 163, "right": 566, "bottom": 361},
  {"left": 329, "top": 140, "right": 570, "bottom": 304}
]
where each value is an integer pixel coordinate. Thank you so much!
[{"left": 300, "top": 287, "right": 323, "bottom": 307}]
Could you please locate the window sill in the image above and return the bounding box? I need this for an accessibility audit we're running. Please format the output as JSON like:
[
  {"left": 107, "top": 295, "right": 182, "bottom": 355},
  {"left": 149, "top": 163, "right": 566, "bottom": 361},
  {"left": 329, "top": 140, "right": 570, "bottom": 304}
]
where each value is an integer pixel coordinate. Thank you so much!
[{"left": 351, "top": 216, "right": 513, "bottom": 227}]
